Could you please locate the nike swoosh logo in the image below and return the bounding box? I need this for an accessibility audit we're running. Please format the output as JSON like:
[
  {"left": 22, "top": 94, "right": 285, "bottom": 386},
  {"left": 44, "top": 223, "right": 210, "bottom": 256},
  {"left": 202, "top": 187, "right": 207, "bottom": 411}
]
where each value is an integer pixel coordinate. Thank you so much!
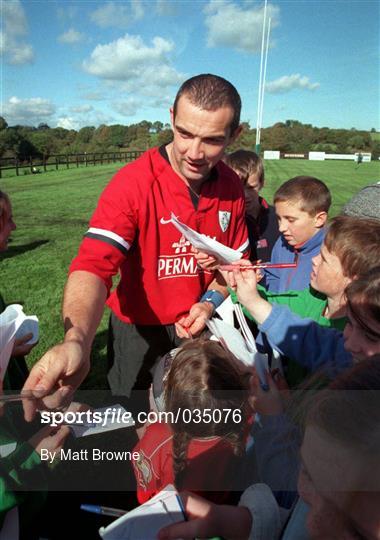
[{"left": 160, "top": 217, "right": 172, "bottom": 225}]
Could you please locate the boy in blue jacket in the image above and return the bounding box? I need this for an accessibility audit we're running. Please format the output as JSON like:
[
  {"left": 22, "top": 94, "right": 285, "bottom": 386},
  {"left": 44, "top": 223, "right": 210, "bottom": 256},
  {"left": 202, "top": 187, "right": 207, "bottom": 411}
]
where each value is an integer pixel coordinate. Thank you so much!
[
  {"left": 227, "top": 264, "right": 380, "bottom": 375},
  {"left": 264, "top": 176, "right": 331, "bottom": 292}
]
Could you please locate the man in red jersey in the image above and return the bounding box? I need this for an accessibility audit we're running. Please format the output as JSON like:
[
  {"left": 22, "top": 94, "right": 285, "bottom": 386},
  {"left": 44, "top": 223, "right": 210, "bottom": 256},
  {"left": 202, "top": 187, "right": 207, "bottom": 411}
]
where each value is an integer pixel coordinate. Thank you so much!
[{"left": 22, "top": 74, "right": 248, "bottom": 415}]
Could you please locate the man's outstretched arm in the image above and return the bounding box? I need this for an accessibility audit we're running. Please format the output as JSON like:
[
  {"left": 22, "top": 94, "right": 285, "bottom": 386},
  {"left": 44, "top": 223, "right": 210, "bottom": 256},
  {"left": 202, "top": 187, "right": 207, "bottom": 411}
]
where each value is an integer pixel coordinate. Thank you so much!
[{"left": 22, "top": 270, "right": 107, "bottom": 420}]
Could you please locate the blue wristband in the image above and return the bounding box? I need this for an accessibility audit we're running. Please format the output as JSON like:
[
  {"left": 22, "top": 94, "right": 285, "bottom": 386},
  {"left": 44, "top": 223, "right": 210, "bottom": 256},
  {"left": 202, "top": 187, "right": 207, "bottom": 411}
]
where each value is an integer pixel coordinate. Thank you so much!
[{"left": 199, "top": 289, "right": 225, "bottom": 312}]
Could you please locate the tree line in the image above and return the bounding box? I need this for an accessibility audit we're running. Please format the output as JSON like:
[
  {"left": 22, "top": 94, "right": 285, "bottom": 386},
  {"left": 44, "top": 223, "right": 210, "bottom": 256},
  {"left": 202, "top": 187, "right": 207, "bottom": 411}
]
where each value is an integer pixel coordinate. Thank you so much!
[{"left": 0, "top": 116, "right": 378, "bottom": 161}]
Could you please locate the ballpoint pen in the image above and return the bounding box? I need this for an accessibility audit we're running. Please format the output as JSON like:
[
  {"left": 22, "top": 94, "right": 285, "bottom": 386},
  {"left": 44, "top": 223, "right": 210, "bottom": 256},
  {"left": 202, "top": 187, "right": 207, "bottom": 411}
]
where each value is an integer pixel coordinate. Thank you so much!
[
  {"left": 80, "top": 504, "right": 127, "bottom": 518},
  {"left": 219, "top": 262, "right": 297, "bottom": 271},
  {"left": 0, "top": 390, "right": 42, "bottom": 403}
]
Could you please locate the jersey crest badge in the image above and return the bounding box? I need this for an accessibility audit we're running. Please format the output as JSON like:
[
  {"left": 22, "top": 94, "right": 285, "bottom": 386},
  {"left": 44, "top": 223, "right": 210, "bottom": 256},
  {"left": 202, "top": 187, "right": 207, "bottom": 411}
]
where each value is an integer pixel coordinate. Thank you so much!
[
  {"left": 134, "top": 451, "right": 153, "bottom": 489},
  {"left": 219, "top": 211, "right": 231, "bottom": 232}
]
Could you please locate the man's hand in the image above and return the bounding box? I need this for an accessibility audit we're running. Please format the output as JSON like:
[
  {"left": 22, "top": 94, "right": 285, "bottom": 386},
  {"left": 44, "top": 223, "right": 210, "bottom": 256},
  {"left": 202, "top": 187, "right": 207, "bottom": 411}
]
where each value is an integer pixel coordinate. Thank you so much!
[
  {"left": 158, "top": 492, "right": 252, "bottom": 540},
  {"left": 21, "top": 340, "right": 90, "bottom": 421},
  {"left": 29, "top": 424, "right": 71, "bottom": 458},
  {"left": 192, "top": 247, "right": 220, "bottom": 271},
  {"left": 175, "top": 302, "right": 213, "bottom": 338},
  {"left": 12, "top": 333, "right": 36, "bottom": 357}
]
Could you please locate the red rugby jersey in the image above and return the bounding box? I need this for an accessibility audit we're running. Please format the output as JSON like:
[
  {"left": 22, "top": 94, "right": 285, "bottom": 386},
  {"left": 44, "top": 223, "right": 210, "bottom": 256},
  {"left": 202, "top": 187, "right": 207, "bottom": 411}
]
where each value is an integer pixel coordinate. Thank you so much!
[
  {"left": 70, "top": 147, "right": 248, "bottom": 325},
  {"left": 132, "top": 422, "right": 238, "bottom": 504}
]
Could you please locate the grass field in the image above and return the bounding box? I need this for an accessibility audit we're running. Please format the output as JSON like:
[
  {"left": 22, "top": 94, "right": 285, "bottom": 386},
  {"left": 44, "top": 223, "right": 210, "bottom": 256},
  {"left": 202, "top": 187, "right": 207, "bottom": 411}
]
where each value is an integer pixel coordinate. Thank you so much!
[{"left": 1, "top": 158, "right": 379, "bottom": 388}]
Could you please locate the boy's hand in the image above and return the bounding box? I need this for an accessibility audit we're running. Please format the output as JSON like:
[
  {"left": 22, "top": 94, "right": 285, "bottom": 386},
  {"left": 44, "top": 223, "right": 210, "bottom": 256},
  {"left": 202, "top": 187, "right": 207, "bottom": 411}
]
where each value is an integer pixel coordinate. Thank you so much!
[
  {"left": 249, "top": 370, "right": 287, "bottom": 416},
  {"left": 227, "top": 261, "right": 272, "bottom": 324},
  {"left": 227, "top": 260, "right": 260, "bottom": 306}
]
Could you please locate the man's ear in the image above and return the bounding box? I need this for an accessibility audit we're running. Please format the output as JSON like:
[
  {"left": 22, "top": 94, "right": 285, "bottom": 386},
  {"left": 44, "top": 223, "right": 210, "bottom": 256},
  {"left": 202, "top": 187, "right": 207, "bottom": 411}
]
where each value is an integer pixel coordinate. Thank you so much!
[
  {"left": 229, "top": 124, "right": 243, "bottom": 144},
  {"left": 314, "top": 211, "right": 328, "bottom": 228}
]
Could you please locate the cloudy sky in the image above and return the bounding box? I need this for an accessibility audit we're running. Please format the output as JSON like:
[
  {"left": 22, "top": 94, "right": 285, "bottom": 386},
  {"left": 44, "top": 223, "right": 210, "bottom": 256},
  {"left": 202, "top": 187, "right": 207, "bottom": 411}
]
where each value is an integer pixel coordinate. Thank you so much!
[{"left": 1, "top": 0, "right": 379, "bottom": 131}]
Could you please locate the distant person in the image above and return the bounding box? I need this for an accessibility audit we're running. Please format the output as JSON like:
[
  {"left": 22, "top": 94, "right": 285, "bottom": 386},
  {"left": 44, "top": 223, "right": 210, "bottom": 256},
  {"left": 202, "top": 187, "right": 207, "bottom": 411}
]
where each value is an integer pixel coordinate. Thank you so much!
[
  {"left": 263, "top": 176, "right": 331, "bottom": 292},
  {"left": 132, "top": 339, "right": 251, "bottom": 504},
  {"left": 342, "top": 181, "right": 380, "bottom": 220},
  {"left": 355, "top": 152, "right": 363, "bottom": 167},
  {"left": 22, "top": 74, "right": 249, "bottom": 417},
  {"left": 224, "top": 150, "right": 279, "bottom": 261}
]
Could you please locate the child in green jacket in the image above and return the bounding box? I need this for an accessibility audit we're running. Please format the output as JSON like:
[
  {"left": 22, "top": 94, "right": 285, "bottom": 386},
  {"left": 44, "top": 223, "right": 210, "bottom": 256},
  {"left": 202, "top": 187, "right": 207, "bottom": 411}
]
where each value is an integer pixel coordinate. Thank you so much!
[{"left": 230, "top": 215, "right": 380, "bottom": 384}]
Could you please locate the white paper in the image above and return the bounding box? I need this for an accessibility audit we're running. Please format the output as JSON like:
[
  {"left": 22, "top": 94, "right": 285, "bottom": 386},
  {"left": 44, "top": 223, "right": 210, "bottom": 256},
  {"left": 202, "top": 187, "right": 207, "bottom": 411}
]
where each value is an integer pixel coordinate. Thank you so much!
[
  {"left": 0, "top": 304, "right": 39, "bottom": 379},
  {"left": 206, "top": 318, "right": 254, "bottom": 366},
  {"left": 206, "top": 313, "right": 269, "bottom": 386},
  {"left": 0, "top": 441, "right": 17, "bottom": 458},
  {"left": 70, "top": 404, "right": 135, "bottom": 438},
  {"left": 169, "top": 213, "right": 243, "bottom": 264},
  {"left": 99, "top": 485, "right": 185, "bottom": 540},
  {"left": 215, "top": 296, "right": 235, "bottom": 326}
]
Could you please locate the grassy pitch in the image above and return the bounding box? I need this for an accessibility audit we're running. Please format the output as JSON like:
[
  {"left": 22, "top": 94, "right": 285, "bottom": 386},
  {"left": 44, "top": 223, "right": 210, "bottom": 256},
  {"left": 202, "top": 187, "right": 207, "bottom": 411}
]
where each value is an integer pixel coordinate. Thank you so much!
[{"left": 1, "top": 158, "right": 379, "bottom": 386}]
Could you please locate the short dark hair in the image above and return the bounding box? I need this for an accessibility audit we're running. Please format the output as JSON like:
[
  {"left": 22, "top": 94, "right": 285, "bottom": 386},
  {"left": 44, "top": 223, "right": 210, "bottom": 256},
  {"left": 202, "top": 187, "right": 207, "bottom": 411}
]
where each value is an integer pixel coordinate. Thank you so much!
[
  {"left": 274, "top": 176, "right": 331, "bottom": 215},
  {"left": 173, "top": 74, "right": 242, "bottom": 134},
  {"left": 224, "top": 150, "right": 264, "bottom": 186}
]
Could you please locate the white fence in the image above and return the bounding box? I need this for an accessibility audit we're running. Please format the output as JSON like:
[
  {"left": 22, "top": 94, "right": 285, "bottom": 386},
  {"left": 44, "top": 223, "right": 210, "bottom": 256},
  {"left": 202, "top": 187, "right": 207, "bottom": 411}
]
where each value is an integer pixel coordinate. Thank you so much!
[{"left": 265, "top": 151, "right": 372, "bottom": 161}]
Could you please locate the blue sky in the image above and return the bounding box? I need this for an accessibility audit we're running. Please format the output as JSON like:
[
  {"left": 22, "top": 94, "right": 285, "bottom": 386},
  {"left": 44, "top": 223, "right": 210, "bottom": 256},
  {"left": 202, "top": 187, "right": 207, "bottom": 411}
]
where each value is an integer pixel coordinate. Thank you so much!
[{"left": 1, "top": 0, "right": 379, "bottom": 131}]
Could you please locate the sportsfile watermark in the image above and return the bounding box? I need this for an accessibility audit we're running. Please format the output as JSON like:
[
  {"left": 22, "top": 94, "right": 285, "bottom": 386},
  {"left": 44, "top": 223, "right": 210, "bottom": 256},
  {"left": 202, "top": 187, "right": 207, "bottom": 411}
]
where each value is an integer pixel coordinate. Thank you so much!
[{"left": 40, "top": 407, "right": 243, "bottom": 427}]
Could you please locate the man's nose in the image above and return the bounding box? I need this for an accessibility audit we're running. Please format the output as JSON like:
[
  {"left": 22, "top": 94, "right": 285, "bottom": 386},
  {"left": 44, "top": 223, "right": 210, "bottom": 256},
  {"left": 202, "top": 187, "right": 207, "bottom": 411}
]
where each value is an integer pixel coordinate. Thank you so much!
[{"left": 187, "top": 139, "right": 204, "bottom": 161}]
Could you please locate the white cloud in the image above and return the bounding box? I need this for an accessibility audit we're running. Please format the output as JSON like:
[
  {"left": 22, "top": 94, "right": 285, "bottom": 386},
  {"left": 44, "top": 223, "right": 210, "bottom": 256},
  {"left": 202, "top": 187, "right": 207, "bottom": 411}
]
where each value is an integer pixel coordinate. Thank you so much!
[
  {"left": 83, "top": 33, "right": 184, "bottom": 89},
  {"left": 112, "top": 98, "right": 142, "bottom": 117},
  {"left": 57, "top": 116, "right": 81, "bottom": 131},
  {"left": 58, "top": 28, "right": 85, "bottom": 44},
  {"left": 266, "top": 74, "right": 320, "bottom": 94},
  {"left": 83, "top": 34, "right": 172, "bottom": 80},
  {"left": 204, "top": 0, "right": 279, "bottom": 54},
  {"left": 70, "top": 105, "right": 94, "bottom": 113},
  {"left": 90, "top": 1, "right": 144, "bottom": 28},
  {"left": 0, "top": 0, "right": 34, "bottom": 64},
  {"left": 3, "top": 96, "right": 56, "bottom": 125},
  {"left": 151, "top": 95, "right": 173, "bottom": 109}
]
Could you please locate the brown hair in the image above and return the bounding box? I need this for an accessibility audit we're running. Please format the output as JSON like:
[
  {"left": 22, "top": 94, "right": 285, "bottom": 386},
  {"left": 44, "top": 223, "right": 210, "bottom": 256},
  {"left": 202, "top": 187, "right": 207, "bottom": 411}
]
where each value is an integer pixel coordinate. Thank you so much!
[
  {"left": 164, "top": 339, "right": 251, "bottom": 487},
  {"left": 173, "top": 74, "right": 242, "bottom": 134},
  {"left": 274, "top": 176, "right": 331, "bottom": 215},
  {"left": 0, "top": 191, "right": 11, "bottom": 229},
  {"left": 224, "top": 150, "right": 264, "bottom": 186},
  {"left": 324, "top": 216, "right": 380, "bottom": 279},
  {"left": 345, "top": 266, "right": 380, "bottom": 335}
]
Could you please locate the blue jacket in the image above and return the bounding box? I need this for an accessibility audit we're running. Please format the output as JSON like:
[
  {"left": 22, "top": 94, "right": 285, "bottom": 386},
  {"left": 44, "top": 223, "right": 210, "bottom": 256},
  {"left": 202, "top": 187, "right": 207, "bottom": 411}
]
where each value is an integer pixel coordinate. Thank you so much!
[
  {"left": 258, "top": 304, "right": 353, "bottom": 377},
  {"left": 263, "top": 228, "right": 326, "bottom": 292}
]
